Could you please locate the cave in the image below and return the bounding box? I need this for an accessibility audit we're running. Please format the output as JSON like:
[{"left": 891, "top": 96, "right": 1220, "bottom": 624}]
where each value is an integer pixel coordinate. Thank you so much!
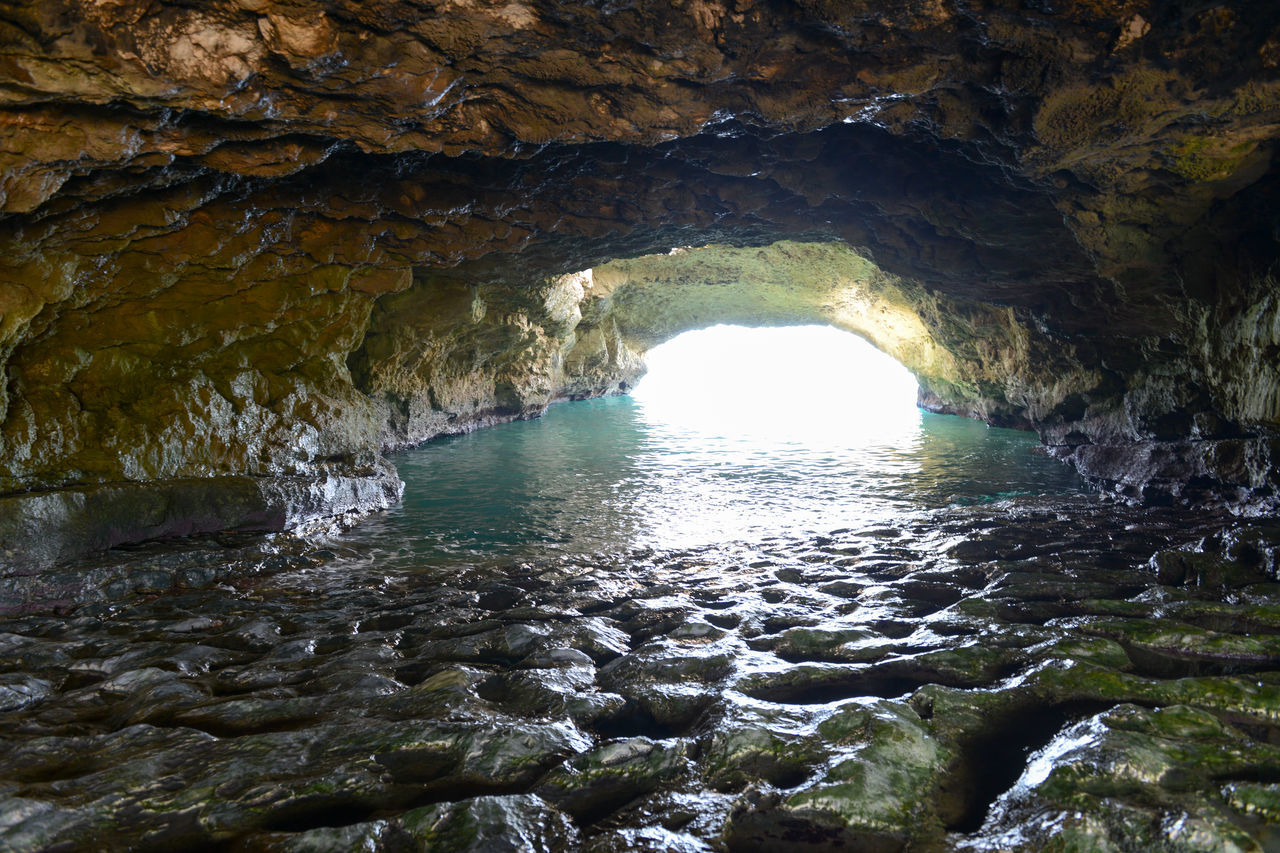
[{"left": 2, "top": 1, "right": 1280, "bottom": 850}]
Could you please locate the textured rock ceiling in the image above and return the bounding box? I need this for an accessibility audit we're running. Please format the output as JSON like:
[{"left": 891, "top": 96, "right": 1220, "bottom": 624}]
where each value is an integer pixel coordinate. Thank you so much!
[{"left": 1, "top": 0, "right": 1280, "bottom": 562}]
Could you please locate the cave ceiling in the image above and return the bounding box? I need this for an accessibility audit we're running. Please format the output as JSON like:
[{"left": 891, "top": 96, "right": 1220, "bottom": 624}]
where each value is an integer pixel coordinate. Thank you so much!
[{"left": 1, "top": 0, "right": 1280, "bottom": 560}]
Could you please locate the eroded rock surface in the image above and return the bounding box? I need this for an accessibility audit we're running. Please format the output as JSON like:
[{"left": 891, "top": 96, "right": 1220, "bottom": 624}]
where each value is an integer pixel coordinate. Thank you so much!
[
  {"left": 1, "top": 1, "right": 1280, "bottom": 559},
  {"left": 4, "top": 499, "right": 1280, "bottom": 850}
]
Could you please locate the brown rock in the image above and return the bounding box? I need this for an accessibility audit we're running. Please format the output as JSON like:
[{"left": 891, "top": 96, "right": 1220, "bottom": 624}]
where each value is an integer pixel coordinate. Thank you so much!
[{"left": 0, "top": 0, "right": 1277, "bottom": 561}]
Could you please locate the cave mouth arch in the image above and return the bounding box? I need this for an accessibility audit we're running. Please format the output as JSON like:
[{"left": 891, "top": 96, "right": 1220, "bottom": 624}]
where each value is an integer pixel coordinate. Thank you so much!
[
  {"left": 358, "top": 238, "right": 1036, "bottom": 461},
  {"left": 0, "top": 238, "right": 1045, "bottom": 569},
  {"left": 629, "top": 323, "right": 922, "bottom": 447}
]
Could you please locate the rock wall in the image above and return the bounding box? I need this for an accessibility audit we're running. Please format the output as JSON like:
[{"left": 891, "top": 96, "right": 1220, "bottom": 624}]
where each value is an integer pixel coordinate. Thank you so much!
[
  {"left": 1, "top": 0, "right": 1279, "bottom": 563},
  {"left": 582, "top": 241, "right": 1088, "bottom": 430},
  {"left": 347, "top": 240, "right": 1060, "bottom": 451}
]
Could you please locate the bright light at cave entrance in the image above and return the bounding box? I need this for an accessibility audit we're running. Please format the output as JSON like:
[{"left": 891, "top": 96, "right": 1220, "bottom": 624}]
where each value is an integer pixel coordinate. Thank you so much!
[{"left": 631, "top": 324, "right": 921, "bottom": 444}]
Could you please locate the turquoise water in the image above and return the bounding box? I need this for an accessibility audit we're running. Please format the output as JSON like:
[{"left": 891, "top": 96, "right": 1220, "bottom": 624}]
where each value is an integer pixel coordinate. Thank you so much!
[{"left": 344, "top": 395, "right": 1087, "bottom": 562}]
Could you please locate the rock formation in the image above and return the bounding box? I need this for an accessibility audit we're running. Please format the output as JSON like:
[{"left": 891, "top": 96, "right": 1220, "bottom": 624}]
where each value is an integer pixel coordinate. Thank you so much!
[{"left": 1, "top": 0, "right": 1279, "bottom": 562}]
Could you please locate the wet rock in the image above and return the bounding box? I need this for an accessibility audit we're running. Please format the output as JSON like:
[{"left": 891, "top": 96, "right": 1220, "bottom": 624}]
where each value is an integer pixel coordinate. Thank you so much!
[
  {"left": 970, "top": 704, "right": 1280, "bottom": 852},
  {"left": 1150, "top": 676, "right": 1280, "bottom": 728},
  {"left": 736, "top": 662, "right": 925, "bottom": 705},
  {"left": 816, "top": 580, "right": 866, "bottom": 600},
  {"left": 884, "top": 645, "right": 1020, "bottom": 689},
  {"left": 0, "top": 467, "right": 404, "bottom": 572},
  {"left": 477, "top": 664, "right": 616, "bottom": 724},
  {"left": 584, "top": 825, "right": 714, "bottom": 852},
  {"left": 524, "top": 647, "right": 597, "bottom": 668},
  {"left": 765, "top": 625, "right": 888, "bottom": 664},
  {"left": 248, "top": 819, "right": 408, "bottom": 853},
  {"left": 669, "top": 620, "right": 726, "bottom": 642},
  {"left": 377, "top": 666, "right": 495, "bottom": 718},
  {"left": 1149, "top": 538, "right": 1276, "bottom": 588},
  {"left": 987, "top": 571, "right": 1137, "bottom": 604},
  {"left": 535, "top": 737, "right": 691, "bottom": 822},
  {"left": 1222, "top": 781, "right": 1280, "bottom": 822},
  {"left": 947, "top": 538, "right": 1007, "bottom": 563},
  {"left": 309, "top": 671, "right": 406, "bottom": 700},
  {"left": 724, "top": 701, "right": 950, "bottom": 851},
  {"left": 0, "top": 718, "right": 585, "bottom": 850},
  {"left": 600, "top": 645, "right": 734, "bottom": 688},
  {"left": 420, "top": 623, "right": 554, "bottom": 663},
  {"left": 595, "top": 641, "right": 733, "bottom": 729},
  {"left": 557, "top": 618, "right": 633, "bottom": 663},
  {"left": 213, "top": 663, "right": 316, "bottom": 694},
  {"left": 702, "top": 706, "right": 826, "bottom": 792},
  {"left": 252, "top": 794, "right": 578, "bottom": 852},
  {"left": 4, "top": 501, "right": 1280, "bottom": 849},
  {"left": 105, "top": 568, "right": 176, "bottom": 597},
  {"left": 1038, "top": 637, "right": 1134, "bottom": 671},
  {"left": 95, "top": 665, "right": 181, "bottom": 698},
  {"left": 173, "top": 697, "right": 326, "bottom": 735},
  {"left": 217, "top": 619, "right": 285, "bottom": 652},
  {"left": 1085, "top": 618, "right": 1280, "bottom": 678},
  {"left": 0, "top": 798, "right": 86, "bottom": 853},
  {"left": 0, "top": 675, "right": 52, "bottom": 712},
  {"left": 406, "top": 794, "right": 580, "bottom": 851},
  {"left": 476, "top": 584, "right": 526, "bottom": 611},
  {"left": 0, "top": 633, "right": 71, "bottom": 670}
]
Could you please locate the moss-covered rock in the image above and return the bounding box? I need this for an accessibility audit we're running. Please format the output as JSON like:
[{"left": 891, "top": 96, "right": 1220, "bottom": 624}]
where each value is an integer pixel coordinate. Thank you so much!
[
  {"left": 970, "top": 704, "right": 1280, "bottom": 852},
  {"left": 724, "top": 700, "right": 951, "bottom": 851},
  {"left": 535, "top": 737, "right": 692, "bottom": 821}
]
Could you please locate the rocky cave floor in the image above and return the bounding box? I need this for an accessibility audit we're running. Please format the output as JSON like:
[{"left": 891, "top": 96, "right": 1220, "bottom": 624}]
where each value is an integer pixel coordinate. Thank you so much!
[{"left": 3, "top": 498, "right": 1280, "bottom": 851}]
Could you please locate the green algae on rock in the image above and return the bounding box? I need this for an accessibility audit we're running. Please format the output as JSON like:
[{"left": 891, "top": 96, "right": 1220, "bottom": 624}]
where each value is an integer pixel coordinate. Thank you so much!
[
  {"left": 2, "top": 2, "right": 1280, "bottom": 848},
  {"left": 2, "top": 498, "right": 1280, "bottom": 849}
]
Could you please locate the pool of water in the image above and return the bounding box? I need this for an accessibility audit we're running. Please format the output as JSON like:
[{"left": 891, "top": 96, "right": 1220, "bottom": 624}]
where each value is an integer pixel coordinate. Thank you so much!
[{"left": 350, "top": 396, "right": 1086, "bottom": 564}]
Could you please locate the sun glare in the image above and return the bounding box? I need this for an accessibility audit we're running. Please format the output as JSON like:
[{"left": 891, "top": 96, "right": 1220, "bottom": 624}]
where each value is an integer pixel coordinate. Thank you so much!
[{"left": 630, "top": 324, "right": 921, "bottom": 444}]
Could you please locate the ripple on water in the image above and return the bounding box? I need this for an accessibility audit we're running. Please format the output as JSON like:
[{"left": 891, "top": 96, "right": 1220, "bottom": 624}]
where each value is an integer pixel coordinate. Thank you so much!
[{"left": 344, "top": 396, "right": 1087, "bottom": 571}]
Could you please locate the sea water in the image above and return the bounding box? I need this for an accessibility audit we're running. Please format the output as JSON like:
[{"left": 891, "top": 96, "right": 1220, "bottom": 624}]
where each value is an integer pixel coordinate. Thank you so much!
[{"left": 345, "top": 394, "right": 1087, "bottom": 564}]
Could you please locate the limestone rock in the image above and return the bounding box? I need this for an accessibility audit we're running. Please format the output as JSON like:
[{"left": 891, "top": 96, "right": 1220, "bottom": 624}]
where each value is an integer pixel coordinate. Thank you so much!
[{"left": 0, "top": 0, "right": 1279, "bottom": 558}]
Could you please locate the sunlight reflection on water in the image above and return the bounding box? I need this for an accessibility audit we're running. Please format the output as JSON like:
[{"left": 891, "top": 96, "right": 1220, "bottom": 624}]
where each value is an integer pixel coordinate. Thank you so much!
[{"left": 341, "top": 326, "right": 1085, "bottom": 564}]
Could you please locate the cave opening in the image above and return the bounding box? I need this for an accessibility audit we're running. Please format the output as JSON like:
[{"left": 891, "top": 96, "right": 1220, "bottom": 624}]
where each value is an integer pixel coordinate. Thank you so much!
[
  {"left": 630, "top": 323, "right": 922, "bottom": 446},
  {"left": 355, "top": 318, "right": 1085, "bottom": 562},
  {"left": 0, "top": 0, "right": 1278, "bottom": 845}
]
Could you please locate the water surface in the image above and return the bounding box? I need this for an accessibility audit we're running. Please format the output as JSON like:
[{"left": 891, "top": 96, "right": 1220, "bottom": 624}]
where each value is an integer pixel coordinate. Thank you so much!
[{"left": 349, "top": 395, "right": 1086, "bottom": 564}]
